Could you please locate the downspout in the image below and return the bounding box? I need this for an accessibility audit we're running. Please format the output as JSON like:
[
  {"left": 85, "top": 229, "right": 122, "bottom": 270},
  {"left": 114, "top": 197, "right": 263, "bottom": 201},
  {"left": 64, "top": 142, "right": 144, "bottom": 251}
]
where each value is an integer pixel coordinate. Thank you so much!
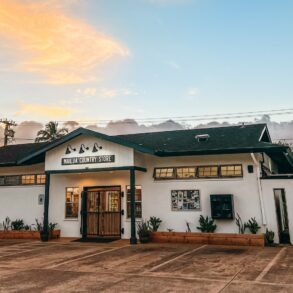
[{"left": 250, "top": 153, "right": 267, "bottom": 225}]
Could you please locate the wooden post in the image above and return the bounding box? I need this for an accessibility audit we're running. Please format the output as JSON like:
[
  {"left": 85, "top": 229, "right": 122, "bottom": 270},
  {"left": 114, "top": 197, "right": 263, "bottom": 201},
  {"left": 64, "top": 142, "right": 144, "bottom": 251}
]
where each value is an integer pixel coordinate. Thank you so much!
[
  {"left": 130, "top": 169, "right": 137, "bottom": 244},
  {"left": 81, "top": 190, "right": 88, "bottom": 239},
  {"left": 42, "top": 173, "right": 50, "bottom": 241}
]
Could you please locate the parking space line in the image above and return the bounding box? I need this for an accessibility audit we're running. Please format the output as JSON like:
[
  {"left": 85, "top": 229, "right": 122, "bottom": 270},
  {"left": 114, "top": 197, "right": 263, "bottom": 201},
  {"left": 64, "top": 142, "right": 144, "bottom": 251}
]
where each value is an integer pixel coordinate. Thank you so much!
[
  {"left": 255, "top": 247, "right": 286, "bottom": 282},
  {"left": 47, "top": 245, "right": 129, "bottom": 269},
  {"left": 147, "top": 244, "right": 207, "bottom": 272}
]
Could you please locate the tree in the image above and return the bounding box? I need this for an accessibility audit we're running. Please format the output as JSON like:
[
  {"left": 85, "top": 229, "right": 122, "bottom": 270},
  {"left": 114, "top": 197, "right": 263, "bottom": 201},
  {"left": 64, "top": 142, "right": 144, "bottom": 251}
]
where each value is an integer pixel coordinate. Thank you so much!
[{"left": 35, "top": 122, "right": 68, "bottom": 143}]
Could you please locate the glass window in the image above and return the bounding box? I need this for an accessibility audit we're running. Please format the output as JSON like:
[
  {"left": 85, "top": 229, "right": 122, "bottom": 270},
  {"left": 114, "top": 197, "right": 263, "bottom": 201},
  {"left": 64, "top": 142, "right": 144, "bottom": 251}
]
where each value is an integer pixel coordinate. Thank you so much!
[
  {"left": 36, "top": 174, "right": 46, "bottom": 184},
  {"left": 154, "top": 168, "right": 175, "bottom": 179},
  {"left": 65, "top": 187, "right": 79, "bottom": 218},
  {"left": 5, "top": 175, "right": 20, "bottom": 185},
  {"left": 176, "top": 167, "right": 197, "bottom": 179},
  {"left": 126, "top": 186, "right": 142, "bottom": 218},
  {"left": 0, "top": 177, "right": 5, "bottom": 186},
  {"left": 220, "top": 165, "right": 243, "bottom": 177},
  {"left": 21, "top": 175, "right": 35, "bottom": 185},
  {"left": 198, "top": 166, "right": 218, "bottom": 178}
]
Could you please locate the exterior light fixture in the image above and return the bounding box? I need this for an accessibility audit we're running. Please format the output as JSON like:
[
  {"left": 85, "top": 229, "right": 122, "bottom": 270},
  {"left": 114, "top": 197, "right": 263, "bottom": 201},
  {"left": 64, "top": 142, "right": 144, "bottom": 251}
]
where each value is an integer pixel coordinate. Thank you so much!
[
  {"left": 65, "top": 145, "right": 76, "bottom": 154},
  {"left": 79, "top": 144, "right": 89, "bottom": 154},
  {"left": 92, "top": 143, "right": 103, "bottom": 152}
]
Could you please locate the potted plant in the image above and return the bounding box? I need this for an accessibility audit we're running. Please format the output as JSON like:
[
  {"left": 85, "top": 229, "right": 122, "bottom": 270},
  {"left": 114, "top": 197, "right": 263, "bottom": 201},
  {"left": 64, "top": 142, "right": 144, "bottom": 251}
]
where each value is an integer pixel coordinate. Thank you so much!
[
  {"left": 265, "top": 229, "right": 275, "bottom": 246},
  {"left": 137, "top": 220, "right": 151, "bottom": 243}
]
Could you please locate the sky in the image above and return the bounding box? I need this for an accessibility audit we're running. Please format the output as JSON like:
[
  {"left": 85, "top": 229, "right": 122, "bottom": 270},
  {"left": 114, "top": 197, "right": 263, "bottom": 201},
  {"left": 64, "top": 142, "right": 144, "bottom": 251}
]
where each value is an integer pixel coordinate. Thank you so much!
[{"left": 0, "top": 0, "right": 293, "bottom": 124}]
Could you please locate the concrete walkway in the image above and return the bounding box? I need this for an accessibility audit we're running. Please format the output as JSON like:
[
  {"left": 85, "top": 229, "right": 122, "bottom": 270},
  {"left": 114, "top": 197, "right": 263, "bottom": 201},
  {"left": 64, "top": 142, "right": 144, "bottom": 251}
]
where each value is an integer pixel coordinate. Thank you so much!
[{"left": 0, "top": 239, "right": 292, "bottom": 292}]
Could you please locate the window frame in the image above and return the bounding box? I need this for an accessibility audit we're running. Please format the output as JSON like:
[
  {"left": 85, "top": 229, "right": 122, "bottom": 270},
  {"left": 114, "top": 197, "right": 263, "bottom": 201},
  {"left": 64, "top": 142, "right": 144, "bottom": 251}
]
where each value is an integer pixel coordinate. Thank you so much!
[
  {"left": 153, "top": 164, "right": 243, "bottom": 180},
  {"left": 65, "top": 187, "right": 80, "bottom": 219},
  {"left": 197, "top": 165, "right": 219, "bottom": 178},
  {"left": 0, "top": 174, "right": 46, "bottom": 186},
  {"left": 153, "top": 168, "right": 176, "bottom": 180},
  {"left": 126, "top": 185, "right": 142, "bottom": 219},
  {"left": 219, "top": 164, "right": 243, "bottom": 178}
]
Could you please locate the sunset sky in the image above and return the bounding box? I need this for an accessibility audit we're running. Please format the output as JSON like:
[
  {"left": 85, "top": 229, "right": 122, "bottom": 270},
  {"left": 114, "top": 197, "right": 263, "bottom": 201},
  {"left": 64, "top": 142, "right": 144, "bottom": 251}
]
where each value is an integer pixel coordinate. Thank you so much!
[{"left": 0, "top": 0, "right": 292, "bottom": 123}]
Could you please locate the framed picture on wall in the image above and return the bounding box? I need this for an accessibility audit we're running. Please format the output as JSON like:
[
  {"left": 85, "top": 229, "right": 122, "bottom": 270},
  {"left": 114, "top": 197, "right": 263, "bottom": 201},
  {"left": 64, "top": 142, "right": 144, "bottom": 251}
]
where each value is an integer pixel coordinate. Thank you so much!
[{"left": 171, "top": 190, "right": 200, "bottom": 211}]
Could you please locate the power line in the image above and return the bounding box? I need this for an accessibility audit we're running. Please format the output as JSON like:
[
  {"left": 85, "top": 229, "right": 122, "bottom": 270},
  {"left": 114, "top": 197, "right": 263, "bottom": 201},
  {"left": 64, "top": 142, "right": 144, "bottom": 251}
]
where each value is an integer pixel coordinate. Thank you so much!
[{"left": 4, "top": 107, "right": 293, "bottom": 127}]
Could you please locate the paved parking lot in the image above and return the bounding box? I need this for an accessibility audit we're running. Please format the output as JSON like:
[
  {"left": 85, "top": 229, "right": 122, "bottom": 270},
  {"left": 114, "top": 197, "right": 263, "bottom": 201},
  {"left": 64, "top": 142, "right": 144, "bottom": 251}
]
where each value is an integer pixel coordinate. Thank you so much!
[{"left": 0, "top": 239, "right": 293, "bottom": 292}]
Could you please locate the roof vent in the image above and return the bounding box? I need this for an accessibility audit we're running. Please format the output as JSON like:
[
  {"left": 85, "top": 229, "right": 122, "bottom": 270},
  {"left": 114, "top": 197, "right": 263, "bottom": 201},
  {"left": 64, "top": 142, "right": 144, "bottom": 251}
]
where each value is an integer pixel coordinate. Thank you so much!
[{"left": 195, "top": 134, "right": 210, "bottom": 142}]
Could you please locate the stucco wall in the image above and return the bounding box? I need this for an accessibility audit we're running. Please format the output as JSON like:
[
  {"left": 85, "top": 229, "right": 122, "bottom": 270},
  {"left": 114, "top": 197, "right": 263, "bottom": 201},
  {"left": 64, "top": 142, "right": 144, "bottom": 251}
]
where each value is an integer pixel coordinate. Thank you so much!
[
  {"left": 45, "top": 153, "right": 271, "bottom": 240},
  {"left": 45, "top": 135, "right": 134, "bottom": 171},
  {"left": 261, "top": 179, "right": 293, "bottom": 243},
  {"left": 0, "top": 185, "right": 45, "bottom": 229}
]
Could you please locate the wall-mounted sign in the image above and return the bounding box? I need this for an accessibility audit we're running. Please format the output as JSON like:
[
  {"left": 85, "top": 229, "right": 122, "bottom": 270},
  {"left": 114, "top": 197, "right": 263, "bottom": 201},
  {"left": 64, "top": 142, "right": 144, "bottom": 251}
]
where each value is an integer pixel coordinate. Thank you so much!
[
  {"left": 171, "top": 190, "right": 200, "bottom": 211},
  {"left": 61, "top": 155, "right": 115, "bottom": 166}
]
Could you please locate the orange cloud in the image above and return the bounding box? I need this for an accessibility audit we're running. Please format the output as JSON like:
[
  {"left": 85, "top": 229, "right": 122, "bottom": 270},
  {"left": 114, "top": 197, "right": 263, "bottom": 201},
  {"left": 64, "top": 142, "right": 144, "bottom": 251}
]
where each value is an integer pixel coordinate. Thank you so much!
[
  {"left": 16, "top": 103, "right": 75, "bottom": 119},
  {"left": 0, "top": 0, "right": 128, "bottom": 84}
]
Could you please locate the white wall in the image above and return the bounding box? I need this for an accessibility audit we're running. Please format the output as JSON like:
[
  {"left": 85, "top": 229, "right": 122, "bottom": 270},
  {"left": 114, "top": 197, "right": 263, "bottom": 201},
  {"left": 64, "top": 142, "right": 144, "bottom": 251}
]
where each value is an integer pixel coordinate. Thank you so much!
[
  {"left": 47, "top": 153, "right": 271, "bottom": 240},
  {"left": 45, "top": 135, "right": 134, "bottom": 171},
  {"left": 262, "top": 179, "right": 293, "bottom": 243},
  {"left": 0, "top": 185, "right": 45, "bottom": 229}
]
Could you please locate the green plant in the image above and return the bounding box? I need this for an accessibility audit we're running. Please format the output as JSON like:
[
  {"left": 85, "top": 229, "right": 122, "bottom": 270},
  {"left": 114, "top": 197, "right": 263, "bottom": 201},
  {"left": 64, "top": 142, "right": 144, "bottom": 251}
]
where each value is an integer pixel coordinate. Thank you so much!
[
  {"left": 197, "top": 215, "right": 217, "bottom": 233},
  {"left": 49, "top": 223, "right": 58, "bottom": 231},
  {"left": 246, "top": 217, "right": 260, "bottom": 234},
  {"left": 34, "top": 219, "right": 43, "bottom": 231},
  {"left": 186, "top": 221, "right": 191, "bottom": 233},
  {"left": 236, "top": 213, "right": 246, "bottom": 234},
  {"left": 167, "top": 228, "right": 174, "bottom": 232},
  {"left": 265, "top": 229, "right": 275, "bottom": 245},
  {"left": 149, "top": 216, "right": 162, "bottom": 232},
  {"left": 137, "top": 220, "right": 151, "bottom": 243},
  {"left": 2, "top": 217, "right": 11, "bottom": 231},
  {"left": 11, "top": 219, "right": 25, "bottom": 231},
  {"left": 24, "top": 225, "right": 31, "bottom": 231}
]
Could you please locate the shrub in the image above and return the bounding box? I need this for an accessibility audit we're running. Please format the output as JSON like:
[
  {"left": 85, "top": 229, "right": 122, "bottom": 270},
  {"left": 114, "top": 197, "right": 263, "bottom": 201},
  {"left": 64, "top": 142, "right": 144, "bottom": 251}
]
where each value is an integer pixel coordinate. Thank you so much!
[
  {"left": 246, "top": 217, "right": 260, "bottom": 234},
  {"left": 149, "top": 216, "right": 162, "bottom": 232},
  {"left": 265, "top": 229, "right": 275, "bottom": 245},
  {"left": 11, "top": 219, "right": 25, "bottom": 231},
  {"left": 2, "top": 217, "right": 11, "bottom": 231},
  {"left": 197, "top": 215, "right": 217, "bottom": 233},
  {"left": 137, "top": 220, "right": 151, "bottom": 243},
  {"left": 49, "top": 223, "right": 58, "bottom": 231}
]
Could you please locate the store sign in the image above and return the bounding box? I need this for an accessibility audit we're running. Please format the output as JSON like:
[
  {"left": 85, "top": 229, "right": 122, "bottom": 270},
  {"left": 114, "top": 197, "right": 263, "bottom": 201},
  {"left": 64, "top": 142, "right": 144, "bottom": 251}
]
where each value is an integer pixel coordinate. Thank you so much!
[
  {"left": 171, "top": 190, "right": 200, "bottom": 211},
  {"left": 61, "top": 155, "right": 115, "bottom": 166}
]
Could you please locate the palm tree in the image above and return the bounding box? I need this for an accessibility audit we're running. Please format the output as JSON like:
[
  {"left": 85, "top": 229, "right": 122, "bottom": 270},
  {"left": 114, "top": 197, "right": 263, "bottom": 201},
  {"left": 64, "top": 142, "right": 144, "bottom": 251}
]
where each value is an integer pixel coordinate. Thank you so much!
[{"left": 35, "top": 121, "right": 68, "bottom": 143}]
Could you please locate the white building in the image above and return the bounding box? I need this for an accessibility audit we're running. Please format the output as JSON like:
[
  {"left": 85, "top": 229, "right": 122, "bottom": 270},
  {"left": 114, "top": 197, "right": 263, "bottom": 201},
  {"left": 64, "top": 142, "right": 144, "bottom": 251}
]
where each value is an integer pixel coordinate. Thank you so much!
[{"left": 0, "top": 124, "right": 293, "bottom": 244}]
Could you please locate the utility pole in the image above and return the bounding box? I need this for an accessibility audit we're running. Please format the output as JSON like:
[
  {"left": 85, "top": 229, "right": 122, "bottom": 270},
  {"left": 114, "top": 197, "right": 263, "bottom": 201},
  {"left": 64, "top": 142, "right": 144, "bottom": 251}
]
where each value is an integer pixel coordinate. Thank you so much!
[{"left": 0, "top": 119, "right": 17, "bottom": 146}]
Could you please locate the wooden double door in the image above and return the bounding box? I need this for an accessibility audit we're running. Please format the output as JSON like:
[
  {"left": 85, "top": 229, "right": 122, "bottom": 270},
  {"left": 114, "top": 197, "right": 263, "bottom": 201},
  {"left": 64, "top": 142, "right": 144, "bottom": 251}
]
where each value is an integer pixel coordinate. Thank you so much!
[{"left": 82, "top": 186, "right": 121, "bottom": 238}]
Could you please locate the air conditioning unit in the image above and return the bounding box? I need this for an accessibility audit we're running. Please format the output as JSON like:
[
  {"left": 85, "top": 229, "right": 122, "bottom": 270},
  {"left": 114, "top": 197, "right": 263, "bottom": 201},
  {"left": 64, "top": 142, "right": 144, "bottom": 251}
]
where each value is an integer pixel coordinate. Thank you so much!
[{"left": 210, "top": 194, "right": 234, "bottom": 220}]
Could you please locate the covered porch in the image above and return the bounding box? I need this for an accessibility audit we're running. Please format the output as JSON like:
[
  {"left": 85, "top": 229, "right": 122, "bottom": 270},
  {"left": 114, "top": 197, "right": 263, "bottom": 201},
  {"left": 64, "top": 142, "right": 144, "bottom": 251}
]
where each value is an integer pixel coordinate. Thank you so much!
[{"left": 42, "top": 166, "right": 146, "bottom": 244}]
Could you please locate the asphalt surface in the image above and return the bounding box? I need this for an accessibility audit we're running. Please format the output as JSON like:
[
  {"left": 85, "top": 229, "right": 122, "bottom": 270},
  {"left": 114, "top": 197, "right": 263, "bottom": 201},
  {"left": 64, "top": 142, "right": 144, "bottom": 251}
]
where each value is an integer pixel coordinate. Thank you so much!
[{"left": 0, "top": 239, "right": 292, "bottom": 292}]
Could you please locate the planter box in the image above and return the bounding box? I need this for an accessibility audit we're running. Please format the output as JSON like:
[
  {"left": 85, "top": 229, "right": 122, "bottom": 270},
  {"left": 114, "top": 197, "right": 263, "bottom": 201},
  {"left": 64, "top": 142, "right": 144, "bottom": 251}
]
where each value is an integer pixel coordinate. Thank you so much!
[
  {"left": 150, "top": 231, "right": 265, "bottom": 247},
  {"left": 0, "top": 230, "right": 61, "bottom": 240}
]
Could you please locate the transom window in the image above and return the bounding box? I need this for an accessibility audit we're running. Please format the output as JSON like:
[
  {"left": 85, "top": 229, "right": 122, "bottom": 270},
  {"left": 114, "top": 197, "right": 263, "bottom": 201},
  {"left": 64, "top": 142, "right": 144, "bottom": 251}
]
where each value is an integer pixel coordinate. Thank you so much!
[
  {"left": 198, "top": 166, "right": 218, "bottom": 178},
  {"left": 154, "top": 168, "right": 175, "bottom": 179},
  {"left": 21, "top": 175, "right": 35, "bottom": 185},
  {"left": 176, "top": 167, "right": 196, "bottom": 179},
  {"left": 65, "top": 187, "right": 80, "bottom": 218},
  {"left": 220, "top": 165, "right": 243, "bottom": 177},
  {"left": 36, "top": 174, "right": 46, "bottom": 184},
  {"left": 0, "top": 174, "right": 46, "bottom": 186},
  {"left": 154, "top": 165, "right": 243, "bottom": 180},
  {"left": 126, "top": 186, "right": 142, "bottom": 218}
]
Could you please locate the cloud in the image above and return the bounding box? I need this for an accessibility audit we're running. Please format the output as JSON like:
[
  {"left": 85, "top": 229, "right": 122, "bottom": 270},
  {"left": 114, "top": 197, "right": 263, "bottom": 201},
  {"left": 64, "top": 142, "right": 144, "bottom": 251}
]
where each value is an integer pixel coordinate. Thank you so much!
[
  {"left": 77, "top": 88, "right": 97, "bottom": 96},
  {"left": 16, "top": 103, "right": 75, "bottom": 119},
  {"left": 0, "top": 0, "right": 128, "bottom": 84},
  {"left": 187, "top": 87, "right": 200, "bottom": 97},
  {"left": 167, "top": 61, "right": 180, "bottom": 70}
]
